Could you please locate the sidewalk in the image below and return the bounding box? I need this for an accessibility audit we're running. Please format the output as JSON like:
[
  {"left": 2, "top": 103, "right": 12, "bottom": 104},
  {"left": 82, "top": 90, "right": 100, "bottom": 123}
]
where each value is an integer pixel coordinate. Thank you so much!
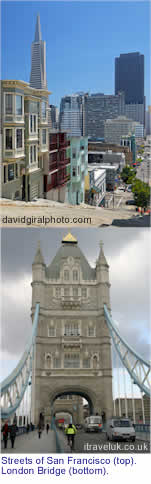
[{"left": 1, "top": 430, "right": 56, "bottom": 453}]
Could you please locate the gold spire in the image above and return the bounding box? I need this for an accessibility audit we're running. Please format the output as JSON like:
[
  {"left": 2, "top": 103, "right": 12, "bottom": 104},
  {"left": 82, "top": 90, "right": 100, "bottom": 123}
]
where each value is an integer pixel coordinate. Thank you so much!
[{"left": 62, "top": 232, "right": 77, "bottom": 243}]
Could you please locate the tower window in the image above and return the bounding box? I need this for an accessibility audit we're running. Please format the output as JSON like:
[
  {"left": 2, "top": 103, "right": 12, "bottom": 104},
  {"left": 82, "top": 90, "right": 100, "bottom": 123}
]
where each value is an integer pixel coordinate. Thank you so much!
[
  {"left": 64, "top": 270, "right": 69, "bottom": 281},
  {"left": 64, "top": 323, "right": 80, "bottom": 336},
  {"left": 48, "top": 327, "right": 56, "bottom": 337},
  {"left": 73, "top": 270, "right": 78, "bottom": 281},
  {"left": 64, "top": 353, "right": 80, "bottom": 368},
  {"left": 88, "top": 326, "right": 95, "bottom": 337}
]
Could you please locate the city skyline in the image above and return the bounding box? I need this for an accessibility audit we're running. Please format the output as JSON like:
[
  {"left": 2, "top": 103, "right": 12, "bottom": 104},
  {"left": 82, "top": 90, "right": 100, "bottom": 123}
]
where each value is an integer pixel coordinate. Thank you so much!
[{"left": 2, "top": 1, "right": 150, "bottom": 108}]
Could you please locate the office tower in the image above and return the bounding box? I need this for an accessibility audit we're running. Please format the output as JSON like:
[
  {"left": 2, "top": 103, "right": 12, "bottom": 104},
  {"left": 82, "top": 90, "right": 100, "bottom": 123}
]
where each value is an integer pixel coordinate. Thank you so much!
[
  {"left": 145, "top": 106, "right": 151, "bottom": 135},
  {"left": 30, "top": 14, "right": 47, "bottom": 89},
  {"left": 115, "top": 52, "right": 145, "bottom": 125},
  {"left": 59, "top": 93, "right": 85, "bottom": 136},
  {"left": 104, "top": 116, "right": 143, "bottom": 145},
  {"left": 84, "top": 92, "right": 125, "bottom": 139},
  {"left": 48, "top": 105, "right": 59, "bottom": 131}
]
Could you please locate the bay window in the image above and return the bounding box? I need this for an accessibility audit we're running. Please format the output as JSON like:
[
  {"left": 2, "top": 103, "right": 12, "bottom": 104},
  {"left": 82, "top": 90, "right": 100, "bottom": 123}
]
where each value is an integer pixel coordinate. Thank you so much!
[
  {"left": 16, "top": 95, "right": 22, "bottom": 115},
  {"left": 6, "top": 129, "right": 13, "bottom": 150},
  {"left": 42, "top": 129, "right": 46, "bottom": 145},
  {"left": 5, "top": 94, "right": 13, "bottom": 114},
  {"left": 16, "top": 129, "right": 23, "bottom": 149}
]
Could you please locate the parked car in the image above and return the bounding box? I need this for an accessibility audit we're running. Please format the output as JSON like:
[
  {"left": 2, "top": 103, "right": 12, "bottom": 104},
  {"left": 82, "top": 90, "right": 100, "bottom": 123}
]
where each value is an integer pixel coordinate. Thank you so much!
[
  {"left": 106, "top": 418, "right": 136, "bottom": 442},
  {"left": 126, "top": 200, "right": 136, "bottom": 205}
]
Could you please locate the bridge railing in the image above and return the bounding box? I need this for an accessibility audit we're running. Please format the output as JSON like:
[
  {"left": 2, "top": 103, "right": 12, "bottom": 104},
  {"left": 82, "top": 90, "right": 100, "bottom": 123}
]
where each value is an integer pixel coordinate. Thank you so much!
[{"left": 1, "top": 304, "right": 40, "bottom": 419}]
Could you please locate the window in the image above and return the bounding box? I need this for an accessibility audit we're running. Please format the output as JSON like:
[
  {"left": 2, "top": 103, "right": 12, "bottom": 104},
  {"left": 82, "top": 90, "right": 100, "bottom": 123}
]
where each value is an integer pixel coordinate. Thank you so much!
[
  {"left": 88, "top": 326, "right": 95, "bottom": 337},
  {"left": 64, "top": 323, "right": 80, "bottom": 337},
  {"left": 64, "top": 270, "right": 69, "bottom": 281},
  {"left": 15, "top": 164, "right": 18, "bottom": 178},
  {"left": 83, "top": 358, "right": 90, "bottom": 368},
  {"left": 4, "top": 166, "right": 6, "bottom": 183},
  {"left": 30, "top": 114, "right": 37, "bottom": 133},
  {"left": 16, "top": 129, "right": 22, "bottom": 149},
  {"left": 64, "top": 287, "right": 70, "bottom": 297},
  {"left": 6, "top": 129, "right": 13, "bottom": 149},
  {"left": 64, "top": 353, "right": 80, "bottom": 368},
  {"left": 42, "top": 101, "right": 46, "bottom": 119},
  {"left": 72, "top": 151, "right": 76, "bottom": 159},
  {"left": 30, "top": 145, "right": 33, "bottom": 163},
  {"left": 42, "top": 129, "right": 46, "bottom": 145},
  {"left": 48, "top": 327, "right": 56, "bottom": 337},
  {"left": 34, "top": 115, "right": 36, "bottom": 132},
  {"left": 8, "top": 164, "right": 14, "bottom": 181},
  {"left": 16, "top": 95, "right": 22, "bottom": 115},
  {"left": 34, "top": 145, "right": 36, "bottom": 161},
  {"left": 30, "top": 145, "right": 37, "bottom": 163},
  {"left": 73, "top": 270, "right": 78, "bottom": 281},
  {"left": 73, "top": 287, "right": 78, "bottom": 297},
  {"left": 82, "top": 288, "right": 87, "bottom": 298},
  {"left": 72, "top": 167, "right": 76, "bottom": 177},
  {"left": 5, "top": 94, "right": 13, "bottom": 114},
  {"left": 56, "top": 287, "right": 61, "bottom": 298},
  {"left": 30, "top": 115, "right": 33, "bottom": 133},
  {"left": 54, "top": 358, "right": 61, "bottom": 368}
]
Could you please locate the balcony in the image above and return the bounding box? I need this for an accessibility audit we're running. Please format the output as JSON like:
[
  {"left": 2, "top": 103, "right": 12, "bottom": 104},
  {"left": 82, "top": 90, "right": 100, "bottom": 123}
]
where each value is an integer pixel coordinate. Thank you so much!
[
  {"left": 48, "top": 161, "right": 58, "bottom": 173},
  {"left": 59, "top": 139, "right": 70, "bottom": 149},
  {"left": 49, "top": 142, "right": 58, "bottom": 152},
  {"left": 57, "top": 174, "right": 70, "bottom": 187},
  {"left": 59, "top": 157, "right": 70, "bottom": 166}
]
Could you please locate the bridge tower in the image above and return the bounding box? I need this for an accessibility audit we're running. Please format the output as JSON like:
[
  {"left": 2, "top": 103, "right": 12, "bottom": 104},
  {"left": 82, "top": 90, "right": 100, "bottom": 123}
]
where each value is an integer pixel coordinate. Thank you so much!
[{"left": 31, "top": 233, "right": 113, "bottom": 424}]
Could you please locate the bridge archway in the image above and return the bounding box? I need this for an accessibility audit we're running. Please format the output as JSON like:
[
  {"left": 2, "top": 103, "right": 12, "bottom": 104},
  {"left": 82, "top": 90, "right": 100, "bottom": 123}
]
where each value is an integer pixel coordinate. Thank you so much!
[{"left": 50, "top": 386, "right": 94, "bottom": 417}]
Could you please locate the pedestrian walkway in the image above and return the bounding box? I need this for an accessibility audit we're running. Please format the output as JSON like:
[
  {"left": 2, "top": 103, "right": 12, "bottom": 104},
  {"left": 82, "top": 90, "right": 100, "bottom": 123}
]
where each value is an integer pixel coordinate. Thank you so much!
[
  {"left": 1, "top": 430, "right": 56, "bottom": 453},
  {"left": 56, "top": 429, "right": 69, "bottom": 453}
]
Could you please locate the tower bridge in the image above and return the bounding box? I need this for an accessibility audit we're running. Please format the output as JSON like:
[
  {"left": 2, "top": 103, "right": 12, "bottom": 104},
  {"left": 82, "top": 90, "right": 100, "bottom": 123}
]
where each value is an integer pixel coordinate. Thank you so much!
[{"left": 1, "top": 234, "right": 151, "bottom": 427}]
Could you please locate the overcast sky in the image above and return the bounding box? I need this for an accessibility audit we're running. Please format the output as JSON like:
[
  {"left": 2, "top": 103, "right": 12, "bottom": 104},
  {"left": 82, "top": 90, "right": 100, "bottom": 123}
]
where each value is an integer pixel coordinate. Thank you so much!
[{"left": 1, "top": 227, "right": 150, "bottom": 395}]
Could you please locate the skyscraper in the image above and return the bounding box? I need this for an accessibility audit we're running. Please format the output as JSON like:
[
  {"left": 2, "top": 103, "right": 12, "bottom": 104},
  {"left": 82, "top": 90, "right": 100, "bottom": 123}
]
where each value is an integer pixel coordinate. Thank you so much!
[
  {"left": 59, "top": 93, "right": 85, "bottom": 136},
  {"left": 115, "top": 53, "right": 145, "bottom": 126},
  {"left": 30, "top": 14, "right": 47, "bottom": 90},
  {"left": 115, "top": 52, "right": 144, "bottom": 104}
]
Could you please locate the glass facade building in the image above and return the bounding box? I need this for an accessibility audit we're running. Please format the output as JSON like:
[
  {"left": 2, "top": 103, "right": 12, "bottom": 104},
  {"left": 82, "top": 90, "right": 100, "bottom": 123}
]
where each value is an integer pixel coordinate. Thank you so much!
[{"left": 115, "top": 52, "right": 144, "bottom": 104}]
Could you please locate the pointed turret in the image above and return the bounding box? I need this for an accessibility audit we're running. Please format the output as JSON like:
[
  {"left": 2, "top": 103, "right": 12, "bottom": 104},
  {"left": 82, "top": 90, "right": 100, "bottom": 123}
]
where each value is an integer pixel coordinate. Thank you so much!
[
  {"left": 33, "top": 241, "right": 45, "bottom": 265},
  {"left": 96, "top": 241, "right": 110, "bottom": 310},
  {"left": 34, "top": 14, "right": 42, "bottom": 42},
  {"left": 96, "top": 241, "right": 109, "bottom": 268}
]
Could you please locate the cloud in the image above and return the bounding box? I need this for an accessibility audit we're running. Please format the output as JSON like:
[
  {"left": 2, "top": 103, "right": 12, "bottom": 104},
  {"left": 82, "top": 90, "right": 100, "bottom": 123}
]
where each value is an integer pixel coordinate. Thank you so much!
[{"left": 1, "top": 227, "right": 150, "bottom": 385}]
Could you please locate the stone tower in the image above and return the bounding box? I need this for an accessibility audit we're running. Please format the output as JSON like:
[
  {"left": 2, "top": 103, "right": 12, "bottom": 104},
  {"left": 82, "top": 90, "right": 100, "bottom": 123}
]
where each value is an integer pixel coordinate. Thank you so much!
[{"left": 31, "top": 233, "right": 113, "bottom": 424}]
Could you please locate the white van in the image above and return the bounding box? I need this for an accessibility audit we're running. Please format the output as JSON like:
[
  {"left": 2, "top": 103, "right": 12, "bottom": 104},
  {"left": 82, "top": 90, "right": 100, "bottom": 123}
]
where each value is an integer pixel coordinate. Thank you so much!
[
  {"left": 84, "top": 415, "right": 103, "bottom": 432},
  {"left": 106, "top": 418, "right": 136, "bottom": 442}
]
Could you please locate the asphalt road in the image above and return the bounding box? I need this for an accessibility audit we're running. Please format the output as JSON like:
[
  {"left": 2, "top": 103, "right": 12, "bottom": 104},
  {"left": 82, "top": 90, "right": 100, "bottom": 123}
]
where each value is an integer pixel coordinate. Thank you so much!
[{"left": 64, "top": 429, "right": 150, "bottom": 454}]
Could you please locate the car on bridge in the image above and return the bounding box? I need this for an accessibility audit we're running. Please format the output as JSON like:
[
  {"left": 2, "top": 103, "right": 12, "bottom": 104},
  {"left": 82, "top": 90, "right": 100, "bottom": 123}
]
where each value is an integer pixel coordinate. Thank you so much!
[
  {"left": 106, "top": 418, "right": 136, "bottom": 442},
  {"left": 84, "top": 415, "right": 103, "bottom": 432}
]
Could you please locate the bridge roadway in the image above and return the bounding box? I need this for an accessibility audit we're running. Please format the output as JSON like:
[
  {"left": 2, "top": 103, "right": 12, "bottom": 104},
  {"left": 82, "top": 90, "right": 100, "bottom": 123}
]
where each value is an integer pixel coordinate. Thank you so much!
[{"left": 1, "top": 429, "right": 150, "bottom": 454}]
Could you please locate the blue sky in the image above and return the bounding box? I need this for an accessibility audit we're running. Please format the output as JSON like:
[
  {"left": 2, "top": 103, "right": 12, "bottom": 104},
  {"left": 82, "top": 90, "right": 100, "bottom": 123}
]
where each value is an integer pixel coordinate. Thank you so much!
[{"left": 2, "top": 1, "right": 150, "bottom": 108}]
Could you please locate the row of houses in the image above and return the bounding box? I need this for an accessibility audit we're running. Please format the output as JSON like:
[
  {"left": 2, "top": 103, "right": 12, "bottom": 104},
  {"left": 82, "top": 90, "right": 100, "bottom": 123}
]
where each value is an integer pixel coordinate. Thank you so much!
[{"left": 1, "top": 80, "right": 88, "bottom": 204}]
